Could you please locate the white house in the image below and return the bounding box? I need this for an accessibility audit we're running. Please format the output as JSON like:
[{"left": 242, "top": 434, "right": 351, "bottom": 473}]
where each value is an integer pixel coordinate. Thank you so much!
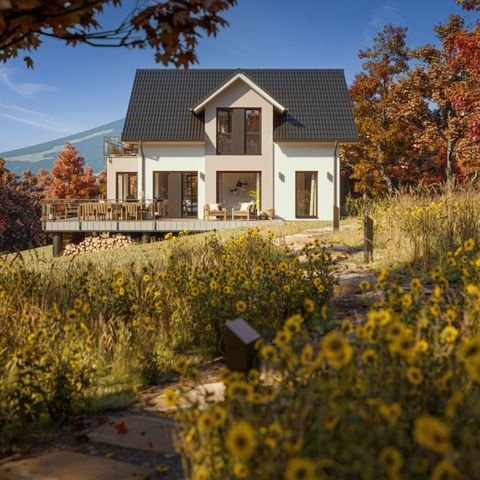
[{"left": 106, "top": 69, "right": 357, "bottom": 221}]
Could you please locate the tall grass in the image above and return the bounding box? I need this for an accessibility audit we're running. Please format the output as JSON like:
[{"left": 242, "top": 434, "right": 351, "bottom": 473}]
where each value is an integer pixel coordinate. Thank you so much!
[{"left": 372, "top": 181, "right": 480, "bottom": 270}]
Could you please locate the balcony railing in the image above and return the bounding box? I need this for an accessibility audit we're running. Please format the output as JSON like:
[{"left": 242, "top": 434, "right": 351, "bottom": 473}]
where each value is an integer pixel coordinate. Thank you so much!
[
  {"left": 104, "top": 137, "right": 138, "bottom": 157},
  {"left": 41, "top": 199, "right": 165, "bottom": 222}
]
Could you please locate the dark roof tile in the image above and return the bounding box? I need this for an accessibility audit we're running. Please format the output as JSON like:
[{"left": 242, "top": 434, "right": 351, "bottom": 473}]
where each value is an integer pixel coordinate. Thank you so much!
[{"left": 122, "top": 69, "right": 357, "bottom": 143}]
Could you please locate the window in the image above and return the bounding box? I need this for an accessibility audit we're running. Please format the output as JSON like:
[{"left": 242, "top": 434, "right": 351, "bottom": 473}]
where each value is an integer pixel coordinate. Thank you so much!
[
  {"left": 296, "top": 172, "right": 318, "bottom": 218},
  {"left": 217, "top": 108, "right": 261, "bottom": 155},
  {"left": 116, "top": 172, "right": 137, "bottom": 200}
]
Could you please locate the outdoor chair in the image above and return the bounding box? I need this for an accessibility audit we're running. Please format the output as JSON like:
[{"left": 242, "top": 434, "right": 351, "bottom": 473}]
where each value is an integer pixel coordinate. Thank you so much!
[
  {"left": 204, "top": 203, "right": 227, "bottom": 220},
  {"left": 232, "top": 202, "right": 256, "bottom": 221}
]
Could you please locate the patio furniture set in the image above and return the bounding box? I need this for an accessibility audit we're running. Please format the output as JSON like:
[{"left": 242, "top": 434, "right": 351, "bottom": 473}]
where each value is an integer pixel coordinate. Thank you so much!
[{"left": 203, "top": 202, "right": 275, "bottom": 221}]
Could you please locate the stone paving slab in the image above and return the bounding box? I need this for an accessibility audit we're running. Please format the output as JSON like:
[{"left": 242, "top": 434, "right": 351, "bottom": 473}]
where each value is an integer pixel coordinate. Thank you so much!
[
  {"left": 89, "top": 415, "right": 176, "bottom": 454},
  {"left": 145, "top": 382, "right": 225, "bottom": 413},
  {"left": 0, "top": 450, "right": 151, "bottom": 480}
]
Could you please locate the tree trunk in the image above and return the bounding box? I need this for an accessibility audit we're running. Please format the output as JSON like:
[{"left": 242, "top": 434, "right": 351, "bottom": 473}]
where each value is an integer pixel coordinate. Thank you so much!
[
  {"left": 446, "top": 137, "right": 454, "bottom": 183},
  {"left": 377, "top": 144, "right": 393, "bottom": 194}
]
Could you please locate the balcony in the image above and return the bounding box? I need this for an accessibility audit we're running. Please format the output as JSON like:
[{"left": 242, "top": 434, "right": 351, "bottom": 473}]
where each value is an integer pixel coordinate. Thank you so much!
[{"left": 104, "top": 137, "right": 138, "bottom": 158}]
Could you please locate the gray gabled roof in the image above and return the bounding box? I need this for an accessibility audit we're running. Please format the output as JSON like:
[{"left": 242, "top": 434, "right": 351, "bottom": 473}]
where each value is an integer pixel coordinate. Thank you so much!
[{"left": 121, "top": 69, "right": 358, "bottom": 143}]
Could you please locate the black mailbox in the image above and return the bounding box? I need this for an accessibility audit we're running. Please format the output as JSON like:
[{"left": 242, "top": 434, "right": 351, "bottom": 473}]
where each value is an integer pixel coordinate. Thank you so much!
[{"left": 224, "top": 317, "right": 261, "bottom": 374}]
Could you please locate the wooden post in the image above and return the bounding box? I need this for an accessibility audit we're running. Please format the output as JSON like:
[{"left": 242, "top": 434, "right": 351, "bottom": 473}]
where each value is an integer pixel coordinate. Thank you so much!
[
  {"left": 52, "top": 233, "right": 63, "bottom": 257},
  {"left": 364, "top": 215, "right": 373, "bottom": 263},
  {"left": 224, "top": 318, "right": 261, "bottom": 374}
]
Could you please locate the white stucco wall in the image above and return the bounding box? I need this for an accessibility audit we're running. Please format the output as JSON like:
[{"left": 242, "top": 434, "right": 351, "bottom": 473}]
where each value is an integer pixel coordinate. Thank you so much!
[
  {"left": 106, "top": 155, "right": 139, "bottom": 200},
  {"left": 274, "top": 143, "right": 337, "bottom": 221},
  {"left": 142, "top": 143, "right": 205, "bottom": 218}
]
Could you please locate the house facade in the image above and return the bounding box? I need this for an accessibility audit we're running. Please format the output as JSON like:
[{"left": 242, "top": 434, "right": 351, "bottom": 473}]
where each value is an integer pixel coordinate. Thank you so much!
[{"left": 106, "top": 69, "right": 357, "bottom": 221}]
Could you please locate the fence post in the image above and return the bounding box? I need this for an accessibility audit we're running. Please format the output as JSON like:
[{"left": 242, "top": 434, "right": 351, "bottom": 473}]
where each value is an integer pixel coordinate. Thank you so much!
[
  {"left": 364, "top": 215, "right": 374, "bottom": 263},
  {"left": 224, "top": 318, "right": 261, "bottom": 374}
]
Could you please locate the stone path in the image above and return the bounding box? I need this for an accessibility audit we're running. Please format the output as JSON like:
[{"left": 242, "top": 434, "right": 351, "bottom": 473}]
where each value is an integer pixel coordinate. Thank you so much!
[{"left": 0, "top": 224, "right": 375, "bottom": 479}]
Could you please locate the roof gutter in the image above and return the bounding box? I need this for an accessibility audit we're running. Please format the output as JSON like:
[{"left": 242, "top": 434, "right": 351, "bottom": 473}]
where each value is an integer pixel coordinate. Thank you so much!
[
  {"left": 333, "top": 141, "right": 340, "bottom": 231},
  {"left": 139, "top": 140, "right": 145, "bottom": 201}
]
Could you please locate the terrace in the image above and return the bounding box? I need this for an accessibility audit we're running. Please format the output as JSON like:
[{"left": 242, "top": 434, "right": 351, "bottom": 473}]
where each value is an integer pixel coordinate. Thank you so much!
[{"left": 41, "top": 199, "right": 282, "bottom": 255}]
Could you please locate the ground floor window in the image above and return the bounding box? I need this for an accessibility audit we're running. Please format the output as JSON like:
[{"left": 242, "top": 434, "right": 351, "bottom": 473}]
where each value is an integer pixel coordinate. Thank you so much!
[
  {"left": 217, "top": 172, "right": 261, "bottom": 212},
  {"left": 296, "top": 171, "right": 317, "bottom": 218},
  {"left": 116, "top": 172, "right": 137, "bottom": 200},
  {"left": 153, "top": 171, "right": 198, "bottom": 218}
]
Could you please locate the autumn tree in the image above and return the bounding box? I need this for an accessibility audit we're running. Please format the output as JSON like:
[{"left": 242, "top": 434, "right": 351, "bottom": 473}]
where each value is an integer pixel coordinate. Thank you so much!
[
  {"left": 449, "top": 1, "right": 480, "bottom": 147},
  {"left": 39, "top": 142, "right": 98, "bottom": 199},
  {"left": 341, "top": 25, "right": 416, "bottom": 195},
  {"left": 0, "top": 0, "right": 236, "bottom": 68},
  {"left": 0, "top": 158, "right": 44, "bottom": 252},
  {"left": 404, "top": 15, "right": 477, "bottom": 181}
]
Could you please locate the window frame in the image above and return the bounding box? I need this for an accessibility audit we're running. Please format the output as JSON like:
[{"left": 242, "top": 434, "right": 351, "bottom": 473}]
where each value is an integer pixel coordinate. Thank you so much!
[
  {"left": 216, "top": 107, "right": 262, "bottom": 155},
  {"left": 116, "top": 172, "right": 137, "bottom": 200}
]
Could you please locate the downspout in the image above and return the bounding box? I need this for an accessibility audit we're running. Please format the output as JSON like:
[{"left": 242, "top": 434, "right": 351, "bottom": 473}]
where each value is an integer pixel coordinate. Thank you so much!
[
  {"left": 139, "top": 141, "right": 145, "bottom": 201},
  {"left": 333, "top": 141, "right": 340, "bottom": 231}
]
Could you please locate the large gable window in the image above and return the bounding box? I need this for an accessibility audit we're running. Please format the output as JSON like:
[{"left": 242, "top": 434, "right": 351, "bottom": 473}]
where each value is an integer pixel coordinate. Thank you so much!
[{"left": 217, "top": 108, "right": 261, "bottom": 155}]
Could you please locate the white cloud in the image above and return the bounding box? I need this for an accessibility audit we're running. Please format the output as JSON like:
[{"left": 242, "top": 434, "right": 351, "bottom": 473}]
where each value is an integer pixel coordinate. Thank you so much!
[
  {"left": 369, "top": 2, "right": 402, "bottom": 29},
  {"left": 0, "top": 66, "right": 59, "bottom": 97}
]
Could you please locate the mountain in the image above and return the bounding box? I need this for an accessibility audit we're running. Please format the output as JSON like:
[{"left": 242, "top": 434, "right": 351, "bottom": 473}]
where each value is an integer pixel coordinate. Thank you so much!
[{"left": 1, "top": 119, "right": 124, "bottom": 174}]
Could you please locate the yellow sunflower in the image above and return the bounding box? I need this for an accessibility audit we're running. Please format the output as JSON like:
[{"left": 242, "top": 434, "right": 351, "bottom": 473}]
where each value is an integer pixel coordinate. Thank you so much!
[
  {"left": 406, "top": 367, "right": 424, "bottom": 385},
  {"left": 226, "top": 421, "right": 257, "bottom": 460},
  {"left": 284, "top": 457, "right": 317, "bottom": 480},
  {"left": 413, "top": 416, "right": 451, "bottom": 454}
]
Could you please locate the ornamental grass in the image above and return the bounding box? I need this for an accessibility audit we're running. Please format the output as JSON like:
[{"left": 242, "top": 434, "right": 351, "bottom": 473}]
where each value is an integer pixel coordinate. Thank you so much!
[{"left": 173, "top": 239, "right": 480, "bottom": 480}]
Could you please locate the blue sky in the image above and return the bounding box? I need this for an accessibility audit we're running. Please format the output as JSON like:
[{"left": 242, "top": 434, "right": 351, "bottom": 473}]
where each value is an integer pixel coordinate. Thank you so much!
[{"left": 0, "top": 0, "right": 475, "bottom": 151}]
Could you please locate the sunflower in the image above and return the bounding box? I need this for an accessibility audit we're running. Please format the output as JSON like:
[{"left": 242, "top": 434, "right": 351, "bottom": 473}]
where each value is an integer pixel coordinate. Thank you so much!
[
  {"left": 174, "top": 357, "right": 189, "bottom": 374},
  {"left": 431, "top": 459, "right": 462, "bottom": 480},
  {"left": 260, "top": 345, "right": 278, "bottom": 364},
  {"left": 304, "top": 298, "right": 315, "bottom": 313},
  {"left": 226, "top": 421, "right": 257, "bottom": 460},
  {"left": 410, "top": 277, "right": 422, "bottom": 289},
  {"left": 440, "top": 326, "right": 459, "bottom": 344},
  {"left": 320, "top": 331, "right": 353, "bottom": 369},
  {"left": 361, "top": 348, "right": 378, "bottom": 365},
  {"left": 273, "top": 330, "right": 292, "bottom": 347},
  {"left": 233, "top": 463, "right": 249, "bottom": 479},
  {"left": 197, "top": 411, "right": 215, "bottom": 434},
  {"left": 458, "top": 335, "right": 480, "bottom": 360},
  {"left": 278, "top": 261, "right": 289, "bottom": 272},
  {"left": 341, "top": 319, "right": 354, "bottom": 334},
  {"left": 413, "top": 416, "right": 451, "bottom": 454},
  {"left": 193, "top": 465, "right": 210, "bottom": 480},
  {"left": 162, "top": 387, "right": 178, "bottom": 408},
  {"left": 235, "top": 300, "right": 247, "bottom": 313},
  {"left": 227, "top": 381, "right": 254, "bottom": 401},
  {"left": 379, "top": 446, "right": 403, "bottom": 472},
  {"left": 284, "top": 315, "right": 303, "bottom": 334},
  {"left": 385, "top": 321, "right": 406, "bottom": 342},
  {"left": 73, "top": 297, "right": 83, "bottom": 309},
  {"left": 284, "top": 457, "right": 317, "bottom": 480},
  {"left": 402, "top": 293, "right": 413, "bottom": 308},
  {"left": 464, "top": 238, "right": 475, "bottom": 251},
  {"left": 406, "top": 367, "right": 424, "bottom": 385},
  {"left": 66, "top": 309, "right": 78, "bottom": 321},
  {"left": 300, "top": 343, "right": 314, "bottom": 365}
]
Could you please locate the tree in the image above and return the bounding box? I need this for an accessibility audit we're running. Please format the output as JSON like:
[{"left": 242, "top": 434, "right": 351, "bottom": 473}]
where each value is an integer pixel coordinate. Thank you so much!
[
  {"left": 449, "top": 1, "right": 480, "bottom": 145},
  {"left": 0, "top": 0, "right": 236, "bottom": 68},
  {"left": 39, "top": 142, "right": 98, "bottom": 199},
  {"left": 0, "top": 158, "right": 44, "bottom": 252},
  {"left": 407, "top": 15, "right": 477, "bottom": 181},
  {"left": 341, "top": 25, "right": 416, "bottom": 195}
]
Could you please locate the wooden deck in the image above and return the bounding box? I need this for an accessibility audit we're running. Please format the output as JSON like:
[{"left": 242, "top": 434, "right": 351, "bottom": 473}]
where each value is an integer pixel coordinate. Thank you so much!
[{"left": 43, "top": 218, "right": 283, "bottom": 233}]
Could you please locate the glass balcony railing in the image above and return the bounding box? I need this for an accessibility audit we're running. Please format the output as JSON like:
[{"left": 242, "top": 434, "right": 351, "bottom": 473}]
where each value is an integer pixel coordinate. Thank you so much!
[{"left": 104, "top": 137, "right": 138, "bottom": 157}]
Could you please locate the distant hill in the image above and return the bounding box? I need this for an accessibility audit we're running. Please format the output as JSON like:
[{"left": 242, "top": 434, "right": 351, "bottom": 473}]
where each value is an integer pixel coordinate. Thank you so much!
[{"left": 1, "top": 119, "right": 124, "bottom": 174}]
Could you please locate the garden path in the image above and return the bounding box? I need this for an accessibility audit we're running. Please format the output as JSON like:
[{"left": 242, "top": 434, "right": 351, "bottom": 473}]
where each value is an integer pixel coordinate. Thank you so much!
[{"left": 0, "top": 224, "right": 375, "bottom": 480}]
